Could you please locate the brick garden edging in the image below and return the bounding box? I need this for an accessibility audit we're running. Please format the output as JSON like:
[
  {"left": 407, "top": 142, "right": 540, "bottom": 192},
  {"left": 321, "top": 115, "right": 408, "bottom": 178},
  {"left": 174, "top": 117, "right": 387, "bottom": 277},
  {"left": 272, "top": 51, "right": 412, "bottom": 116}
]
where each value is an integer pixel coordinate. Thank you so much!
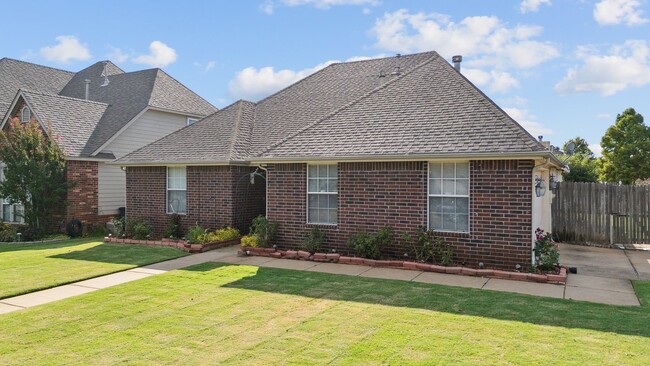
[
  {"left": 238, "top": 247, "right": 568, "bottom": 285},
  {"left": 104, "top": 236, "right": 241, "bottom": 253}
]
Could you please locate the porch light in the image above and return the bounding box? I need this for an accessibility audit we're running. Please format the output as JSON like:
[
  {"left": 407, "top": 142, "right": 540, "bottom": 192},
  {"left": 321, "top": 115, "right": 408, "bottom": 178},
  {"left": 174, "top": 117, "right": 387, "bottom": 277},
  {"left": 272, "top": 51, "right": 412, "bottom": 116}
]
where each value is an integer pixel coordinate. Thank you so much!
[
  {"left": 549, "top": 174, "right": 559, "bottom": 192},
  {"left": 534, "top": 175, "right": 546, "bottom": 197}
]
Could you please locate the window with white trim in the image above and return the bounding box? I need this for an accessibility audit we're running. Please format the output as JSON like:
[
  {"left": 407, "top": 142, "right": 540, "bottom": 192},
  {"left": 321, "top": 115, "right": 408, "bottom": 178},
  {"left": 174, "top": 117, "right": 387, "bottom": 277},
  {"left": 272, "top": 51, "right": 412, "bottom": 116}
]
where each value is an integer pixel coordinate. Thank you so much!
[
  {"left": 167, "top": 167, "right": 187, "bottom": 214},
  {"left": 307, "top": 164, "right": 337, "bottom": 225},
  {"left": 187, "top": 118, "right": 198, "bottom": 125},
  {"left": 21, "top": 106, "right": 31, "bottom": 123},
  {"left": 428, "top": 162, "right": 469, "bottom": 232},
  {"left": 0, "top": 165, "right": 24, "bottom": 224}
]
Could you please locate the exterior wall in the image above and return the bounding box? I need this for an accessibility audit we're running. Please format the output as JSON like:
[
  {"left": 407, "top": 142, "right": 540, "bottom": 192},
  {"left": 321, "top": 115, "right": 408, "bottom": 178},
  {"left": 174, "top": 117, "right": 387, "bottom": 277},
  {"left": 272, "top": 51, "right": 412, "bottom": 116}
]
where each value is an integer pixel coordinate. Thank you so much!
[
  {"left": 64, "top": 160, "right": 113, "bottom": 226},
  {"left": 97, "top": 109, "right": 189, "bottom": 215},
  {"left": 125, "top": 165, "right": 265, "bottom": 238},
  {"left": 266, "top": 160, "right": 535, "bottom": 270}
]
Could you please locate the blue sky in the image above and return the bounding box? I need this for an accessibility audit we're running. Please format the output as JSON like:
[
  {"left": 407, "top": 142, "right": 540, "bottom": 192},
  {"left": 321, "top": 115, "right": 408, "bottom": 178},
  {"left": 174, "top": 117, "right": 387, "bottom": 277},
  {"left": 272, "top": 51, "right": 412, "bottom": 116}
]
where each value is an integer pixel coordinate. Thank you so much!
[{"left": 2, "top": 0, "right": 649, "bottom": 155}]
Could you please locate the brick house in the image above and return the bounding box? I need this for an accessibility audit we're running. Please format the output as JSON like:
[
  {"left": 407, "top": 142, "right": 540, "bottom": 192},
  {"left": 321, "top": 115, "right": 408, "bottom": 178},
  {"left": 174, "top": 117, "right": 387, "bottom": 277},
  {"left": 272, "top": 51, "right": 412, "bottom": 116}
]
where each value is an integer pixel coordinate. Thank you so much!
[
  {"left": 115, "top": 51, "right": 562, "bottom": 270},
  {"left": 0, "top": 58, "right": 216, "bottom": 229}
]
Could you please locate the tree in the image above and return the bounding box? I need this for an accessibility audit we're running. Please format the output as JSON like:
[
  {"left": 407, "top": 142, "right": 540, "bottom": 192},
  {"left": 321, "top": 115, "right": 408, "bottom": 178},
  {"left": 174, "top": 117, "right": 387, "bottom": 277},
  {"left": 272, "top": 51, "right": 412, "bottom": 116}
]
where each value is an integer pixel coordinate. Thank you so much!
[
  {"left": 600, "top": 108, "right": 650, "bottom": 184},
  {"left": 561, "top": 136, "right": 599, "bottom": 183},
  {"left": 0, "top": 118, "right": 68, "bottom": 232}
]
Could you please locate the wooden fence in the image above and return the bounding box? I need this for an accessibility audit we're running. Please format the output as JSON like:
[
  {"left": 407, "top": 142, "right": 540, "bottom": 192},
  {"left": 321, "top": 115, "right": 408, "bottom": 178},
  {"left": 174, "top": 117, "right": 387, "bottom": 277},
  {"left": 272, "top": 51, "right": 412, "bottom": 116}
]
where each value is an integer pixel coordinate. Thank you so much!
[{"left": 552, "top": 181, "right": 650, "bottom": 244}]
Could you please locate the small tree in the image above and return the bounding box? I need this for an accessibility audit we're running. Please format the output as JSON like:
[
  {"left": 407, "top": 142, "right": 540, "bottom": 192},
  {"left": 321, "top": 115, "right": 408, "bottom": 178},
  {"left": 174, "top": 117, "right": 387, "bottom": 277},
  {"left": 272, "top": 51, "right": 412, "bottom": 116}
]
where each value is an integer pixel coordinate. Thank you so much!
[
  {"left": 0, "top": 118, "right": 68, "bottom": 232},
  {"left": 561, "top": 137, "right": 599, "bottom": 183},
  {"left": 600, "top": 108, "right": 650, "bottom": 184}
]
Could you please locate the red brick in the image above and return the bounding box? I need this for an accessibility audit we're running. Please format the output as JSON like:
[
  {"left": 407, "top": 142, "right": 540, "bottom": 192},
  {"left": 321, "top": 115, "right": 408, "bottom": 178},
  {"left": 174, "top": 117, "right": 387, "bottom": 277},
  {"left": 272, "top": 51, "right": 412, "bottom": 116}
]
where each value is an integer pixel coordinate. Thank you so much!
[
  {"left": 326, "top": 253, "right": 340, "bottom": 262},
  {"left": 510, "top": 272, "right": 528, "bottom": 281},
  {"left": 403, "top": 262, "right": 418, "bottom": 270},
  {"left": 445, "top": 267, "right": 462, "bottom": 274},
  {"left": 461, "top": 268, "right": 478, "bottom": 276},
  {"left": 284, "top": 250, "right": 298, "bottom": 259},
  {"left": 297, "top": 250, "right": 311, "bottom": 259}
]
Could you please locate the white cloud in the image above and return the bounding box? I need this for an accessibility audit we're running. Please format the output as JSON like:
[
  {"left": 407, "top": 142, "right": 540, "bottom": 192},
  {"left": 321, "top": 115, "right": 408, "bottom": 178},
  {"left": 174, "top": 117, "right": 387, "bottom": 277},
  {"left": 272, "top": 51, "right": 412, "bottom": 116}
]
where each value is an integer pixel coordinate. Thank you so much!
[
  {"left": 40, "top": 35, "right": 91, "bottom": 63},
  {"left": 204, "top": 61, "right": 216, "bottom": 72},
  {"left": 554, "top": 40, "right": 650, "bottom": 96},
  {"left": 520, "top": 0, "right": 552, "bottom": 13},
  {"left": 463, "top": 68, "right": 520, "bottom": 93},
  {"left": 594, "top": 0, "right": 648, "bottom": 25},
  {"left": 133, "top": 41, "right": 177, "bottom": 68},
  {"left": 589, "top": 143, "right": 603, "bottom": 157},
  {"left": 260, "top": 0, "right": 378, "bottom": 13},
  {"left": 107, "top": 46, "right": 129, "bottom": 63},
  {"left": 596, "top": 112, "right": 612, "bottom": 119},
  {"left": 370, "top": 10, "right": 559, "bottom": 69},
  {"left": 502, "top": 107, "right": 554, "bottom": 138},
  {"left": 260, "top": 0, "right": 274, "bottom": 14}
]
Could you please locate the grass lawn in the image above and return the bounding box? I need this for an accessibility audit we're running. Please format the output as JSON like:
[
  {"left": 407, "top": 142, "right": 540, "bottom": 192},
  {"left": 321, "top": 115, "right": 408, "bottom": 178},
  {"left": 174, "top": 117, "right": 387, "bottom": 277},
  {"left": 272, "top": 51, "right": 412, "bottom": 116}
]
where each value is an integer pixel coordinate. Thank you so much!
[
  {"left": 0, "top": 263, "right": 648, "bottom": 365},
  {"left": 0, "top": 238, "right": 188, "bottom": 299}
]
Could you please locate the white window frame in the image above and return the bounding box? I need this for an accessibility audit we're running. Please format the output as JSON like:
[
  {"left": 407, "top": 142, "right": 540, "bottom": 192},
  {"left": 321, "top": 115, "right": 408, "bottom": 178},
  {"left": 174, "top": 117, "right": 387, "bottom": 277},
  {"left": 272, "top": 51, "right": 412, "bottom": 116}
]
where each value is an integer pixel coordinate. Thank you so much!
[
  {"left": 306, "top": 164, "right": 338, "bottom": 225},
  {"left": 166, "top": 166, "right": 187, "bottom": 214},
  {"left": 21, "top": 106, "right": 31, "bottom": 123},
  {"left": 427, "top": 162, "right": 470, "bottom": 233},
  {"left": 0, "top": 165, "right": 25, "bottom": 224},
  {"left": 187, "top": 118, "right": 198, "bottom": 125}
]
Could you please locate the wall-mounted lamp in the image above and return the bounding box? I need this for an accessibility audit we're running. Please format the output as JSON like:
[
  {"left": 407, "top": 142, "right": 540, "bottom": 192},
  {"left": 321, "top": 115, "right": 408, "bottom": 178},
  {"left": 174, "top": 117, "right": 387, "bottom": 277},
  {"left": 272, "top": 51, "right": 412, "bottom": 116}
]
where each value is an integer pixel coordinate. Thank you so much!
[
  {"left": 121, "top": 166, "right": 127, "bottom": 172},
  {"left": 549, "top": 173, "right": 559, "bottom": 192},
  {"left": 534, "top": 175, "right": 546, "bottom": 197}
]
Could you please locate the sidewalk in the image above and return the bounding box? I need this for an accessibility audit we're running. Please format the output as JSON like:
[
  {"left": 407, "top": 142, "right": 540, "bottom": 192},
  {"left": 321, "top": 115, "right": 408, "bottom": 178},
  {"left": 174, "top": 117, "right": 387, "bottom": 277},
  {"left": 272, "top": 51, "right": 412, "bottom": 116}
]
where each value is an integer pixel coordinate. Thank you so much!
[{"left": 0, "top": 245, "right": 642, "bottom": 315}]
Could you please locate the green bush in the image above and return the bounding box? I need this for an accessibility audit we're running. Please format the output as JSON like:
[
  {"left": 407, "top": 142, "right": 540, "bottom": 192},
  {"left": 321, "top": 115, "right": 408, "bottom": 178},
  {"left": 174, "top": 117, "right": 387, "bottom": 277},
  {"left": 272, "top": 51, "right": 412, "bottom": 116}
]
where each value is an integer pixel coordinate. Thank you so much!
[
  {"left": 163, "top": 213, "right": 184, "bottom": 239},
  {"left": 302, "top": 227, "right": 326, "bottom": 253},
  {"left": 240, "top": 234, "right": 260, "bottom": 248},
  {"left": 0, "top": 224, "right": 18, "bottom": 242},
  {"left": 125, "top": 217, "right": 153, "bottom": 240},
  {"left": 347, "top": 226, "right": 394, "bottom": 259},
  {"left": 250, "top": 215, "right": 278, "bottom": 248},
  {"left": 111, "top": 216, "right": 126, "bottom": 237},
  {"left": 534, "top": 228, "right": 559, "bottom": 271},
  {"left": 401, "top": 226, "right": 453, "bottom": 265},
  {"left": 197, "top": 227, "right": 240, "bottom": 244},
  {"left": 186, "top": 224, "right": 205, "bottom": 244}
]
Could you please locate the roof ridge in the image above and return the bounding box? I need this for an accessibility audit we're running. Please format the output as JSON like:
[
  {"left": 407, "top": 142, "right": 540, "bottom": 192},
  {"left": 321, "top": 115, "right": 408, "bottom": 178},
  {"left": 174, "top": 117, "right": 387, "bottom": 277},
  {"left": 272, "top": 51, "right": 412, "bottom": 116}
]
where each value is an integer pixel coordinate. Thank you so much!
[
  {"left": 256, "top": 52, "right": 441, "bottom": 157},
  {"left": 20, "top": 89, "right": 110, "bottom": 106},
  {"left": 228, "top": 100, "right": 245, "bottom": 159},
  {"left": 0, "top": 57, "right": 74, "bottom": 74},
  {"left": 150, "top": 68, "right": 218, "bottom": 112}
]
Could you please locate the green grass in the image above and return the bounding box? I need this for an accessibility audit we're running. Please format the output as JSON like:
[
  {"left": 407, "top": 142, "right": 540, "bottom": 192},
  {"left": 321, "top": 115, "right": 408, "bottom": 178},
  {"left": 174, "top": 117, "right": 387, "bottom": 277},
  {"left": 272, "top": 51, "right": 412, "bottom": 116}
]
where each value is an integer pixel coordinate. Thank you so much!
[
  {"left": 0, "top": 238, "right": 188, "bottom": 299},
  {"left": 1, "top": 263, "right": 649, "bottom": 365}
]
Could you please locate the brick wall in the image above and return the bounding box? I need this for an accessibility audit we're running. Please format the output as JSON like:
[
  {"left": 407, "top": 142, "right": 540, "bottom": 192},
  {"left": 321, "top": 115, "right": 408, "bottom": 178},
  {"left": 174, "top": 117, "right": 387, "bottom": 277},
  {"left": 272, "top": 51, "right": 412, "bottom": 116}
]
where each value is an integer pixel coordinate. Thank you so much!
[
  {"left": 64, "top": 160, "right": 111, "bottom": 227},
  {"left": 267, "top": 160, "right": 534, "bottom": 270},
  {"left": 126, "top": 165, "right": 266, "bottom": 238}
]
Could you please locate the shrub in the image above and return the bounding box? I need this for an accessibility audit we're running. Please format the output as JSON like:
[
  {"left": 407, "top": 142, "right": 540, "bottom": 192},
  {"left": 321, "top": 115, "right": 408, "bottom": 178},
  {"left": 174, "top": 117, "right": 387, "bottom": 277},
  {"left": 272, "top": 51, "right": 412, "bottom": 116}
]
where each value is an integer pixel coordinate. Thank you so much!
[
  {"left": 401, "top": 227, "right": 453, "bottom": 265},
  {"left": 302, "top": 227, "right": 326, "bottom": 253},
  {"left": 0, "top": 224, "right": 18, "bottom": 242},
  {"left": 534, "top": 227, "right": 559, "bottom": 271},
  {"left": 163, "top": 213, "right": 184, "bottom": 239},
  {"left": 125, "top": 217, "right": 153, "bottom": 240},
  {"left": 111, "top": 216, "right": 126, "bottom": 237},
  {"left": 84, "top": 224, "right": 108, "bottom": 238},
  {"left": 241, "top": 234, "right": 260, "bottom": 248},
  {"left": 186, "top": 224, "right": 205, "bottom": 244},
  {"left": 197, "top": 227, "right": 240, "bottom": 243},
  {"left": 250, "top": 215, "right": 278, "bottom": 247},
  {"left": 347, "top": 226, "right": 394, "bottom": 259}
]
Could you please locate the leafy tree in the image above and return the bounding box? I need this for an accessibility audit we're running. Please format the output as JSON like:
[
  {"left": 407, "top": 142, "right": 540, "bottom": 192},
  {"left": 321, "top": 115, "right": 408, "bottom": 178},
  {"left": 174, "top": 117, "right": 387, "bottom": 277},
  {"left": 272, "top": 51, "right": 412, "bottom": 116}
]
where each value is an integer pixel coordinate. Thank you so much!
[
  {"left": 0, "top": 118, "right": 68, "bottom": 232},
  {"left": 600, "top": 108, "right": 650, "bottom": 184},
  {"left": 561, "top": 136, "right": 599, "bottom": 183}
]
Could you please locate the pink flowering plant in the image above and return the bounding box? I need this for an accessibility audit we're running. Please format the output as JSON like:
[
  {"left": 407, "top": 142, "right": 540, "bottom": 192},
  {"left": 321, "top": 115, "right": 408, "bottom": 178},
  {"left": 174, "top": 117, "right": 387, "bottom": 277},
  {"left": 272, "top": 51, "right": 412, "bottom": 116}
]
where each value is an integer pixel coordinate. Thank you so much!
[{"left": 534, "top": 228, "right": 560, "bottom": 272}]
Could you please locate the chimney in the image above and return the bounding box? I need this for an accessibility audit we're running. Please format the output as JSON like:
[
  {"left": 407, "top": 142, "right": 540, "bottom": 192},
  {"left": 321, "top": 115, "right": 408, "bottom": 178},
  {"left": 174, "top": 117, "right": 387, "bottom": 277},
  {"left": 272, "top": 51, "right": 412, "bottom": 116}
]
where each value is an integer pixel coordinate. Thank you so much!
[
  {"left": 452, "top": 55, "right": 462, "bottom": 72},
  {"left": 84, "top": 79, "right": 91, "bottom": 100}
]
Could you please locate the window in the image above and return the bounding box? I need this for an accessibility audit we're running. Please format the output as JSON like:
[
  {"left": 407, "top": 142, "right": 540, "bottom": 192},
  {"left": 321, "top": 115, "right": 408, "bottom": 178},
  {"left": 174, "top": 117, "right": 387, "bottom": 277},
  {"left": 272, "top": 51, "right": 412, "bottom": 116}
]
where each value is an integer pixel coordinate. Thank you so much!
[
  {"left": 307, "top": 164, "right": 337, "bottom": 225},
  {"left": 187, "top": 118, "right": 198, "bottom": 125},
  {"left": 0, "top": 166, "right": 24, "bottom": 223},
  {"left": 21, "top": 106, "right": 31, "bottom": 123},
  {"left": 428, "top": 162, "right": 469, "bottom": 232},
  {"left": 167, "top": 167, "right": 187, "bottom": 214}
]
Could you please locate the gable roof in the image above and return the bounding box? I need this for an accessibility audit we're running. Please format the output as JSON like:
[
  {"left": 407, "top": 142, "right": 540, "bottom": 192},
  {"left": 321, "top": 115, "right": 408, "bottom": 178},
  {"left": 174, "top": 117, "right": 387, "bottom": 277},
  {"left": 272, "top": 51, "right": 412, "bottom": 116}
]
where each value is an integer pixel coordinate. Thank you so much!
[
  {"left": 1, "top": 59, "right": 217, "bottom": 158},
  {"left": 0, "top": 58, "right": 73, "bottom": 119},
  {"left": 16, "top": 90, "right": 110, "bottom": 158},
  {"left": 115, "top": 51, "right": 549, "bottom": 166}
]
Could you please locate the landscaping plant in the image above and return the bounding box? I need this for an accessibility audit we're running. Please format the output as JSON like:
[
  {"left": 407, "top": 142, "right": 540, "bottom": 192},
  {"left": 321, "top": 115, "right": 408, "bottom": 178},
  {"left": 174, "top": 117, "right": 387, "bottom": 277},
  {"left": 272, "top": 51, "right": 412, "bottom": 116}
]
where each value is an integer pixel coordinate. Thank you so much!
[
  {"left": 126, "top": 217, "right": 154, "bottom": 240},
  {"left": 186, "top": 224, "right": 205, "bottom": 244},
  {"left": 302, "top": 227, "right": 326, "bottom": 253},
  {"left": 401, "top": 226, "right": 453, "bottom": 265},
  {"left": 197, "top": 227, "right": 240, "bottom": 244},
  {"left": 111, "top": 217, "right": 126, "bottom": 237},
  {"left": 534, "top": 227, "right": 559, "bottom": 271},
  {"left": 240, "top": 234, "right": 260, "bottom": 247},
  {"left": 163, "top": 213, "right": 184, "bottom": 239},
  {"left": 347, "top": 226, "right": 394, "bottom": 259},
  {"left": 250, "top": 215, "right": 278, "bottom": 247}
]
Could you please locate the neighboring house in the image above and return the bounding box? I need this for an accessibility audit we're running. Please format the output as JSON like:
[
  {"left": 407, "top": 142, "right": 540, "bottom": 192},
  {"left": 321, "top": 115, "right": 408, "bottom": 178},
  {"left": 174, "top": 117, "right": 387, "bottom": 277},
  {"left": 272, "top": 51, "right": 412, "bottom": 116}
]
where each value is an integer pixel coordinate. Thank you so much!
[
  {"left": 115, "top": 51, "right": 562, "bottom": 270},
  {"left": 0, "top": 58, "right": 216, "bottom": 229}
]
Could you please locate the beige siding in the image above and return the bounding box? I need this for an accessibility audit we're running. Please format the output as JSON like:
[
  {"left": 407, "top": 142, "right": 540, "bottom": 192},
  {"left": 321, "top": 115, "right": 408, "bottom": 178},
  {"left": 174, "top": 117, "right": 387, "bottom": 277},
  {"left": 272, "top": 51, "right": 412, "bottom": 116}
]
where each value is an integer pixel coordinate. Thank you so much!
[{"left": 97, "top": 109, "right": 188, "bottom": 214}]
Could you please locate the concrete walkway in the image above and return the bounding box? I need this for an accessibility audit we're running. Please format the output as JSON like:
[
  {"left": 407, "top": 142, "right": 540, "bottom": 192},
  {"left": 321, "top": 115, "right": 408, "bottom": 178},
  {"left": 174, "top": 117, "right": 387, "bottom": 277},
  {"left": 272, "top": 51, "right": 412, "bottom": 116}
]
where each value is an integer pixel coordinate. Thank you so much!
[{"left": 1, "top": 244, "right": 646, "bottom": 315}]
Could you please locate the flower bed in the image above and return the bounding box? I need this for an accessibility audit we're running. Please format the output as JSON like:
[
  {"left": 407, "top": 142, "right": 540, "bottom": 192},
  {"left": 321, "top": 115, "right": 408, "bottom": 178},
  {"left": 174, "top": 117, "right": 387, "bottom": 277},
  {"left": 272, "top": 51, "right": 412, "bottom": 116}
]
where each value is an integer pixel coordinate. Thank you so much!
[
  {"left": 104, "top": 236, "right": 241, "bottom": 253},
  {"left": 238, "top": 246, "right": 568, "bottom": 284}
]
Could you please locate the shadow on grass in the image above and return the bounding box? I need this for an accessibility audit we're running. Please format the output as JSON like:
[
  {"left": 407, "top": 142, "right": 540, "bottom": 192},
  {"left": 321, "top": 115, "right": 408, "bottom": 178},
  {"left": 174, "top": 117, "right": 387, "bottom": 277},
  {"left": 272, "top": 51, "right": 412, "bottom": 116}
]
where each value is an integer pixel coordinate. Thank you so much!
[
  {"left": 183, "top": 262, "right": 650, "bottom": 339},
  {"left": 49, "top": 243, "right": 188, "bottom": 265}
]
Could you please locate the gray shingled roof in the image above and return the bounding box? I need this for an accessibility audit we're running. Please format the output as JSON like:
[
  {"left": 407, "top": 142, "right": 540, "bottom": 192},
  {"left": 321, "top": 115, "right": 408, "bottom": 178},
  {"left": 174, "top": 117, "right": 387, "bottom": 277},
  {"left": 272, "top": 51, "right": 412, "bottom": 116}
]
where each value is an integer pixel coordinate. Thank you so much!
[
  {"left": 0, "top": 58, "right": 73, "bottom": 119},
  {"left": 115, "top": 51, "right": 547, "bottom": 165},
  {"left": 1, "top": 59, "right": 217, "bottom": 158},
  {"left": 19, "top": 90, "right": 110, "bottom": 158}
]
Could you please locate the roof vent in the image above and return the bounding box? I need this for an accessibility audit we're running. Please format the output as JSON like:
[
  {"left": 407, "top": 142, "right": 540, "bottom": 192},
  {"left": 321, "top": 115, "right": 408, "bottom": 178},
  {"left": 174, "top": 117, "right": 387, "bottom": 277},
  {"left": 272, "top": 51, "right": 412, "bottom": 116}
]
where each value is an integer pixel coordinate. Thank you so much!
[
  {"left": 84, "top": 79, "right": 91, "bottom": 100},
  {"left": 452, "top": 55, "right": 462, "bottom": 72},
  {"left": 100, "top": 62, "right": 110, "bottom": 87},
  {"left": 390, "top": 53, "right": 401, "bottom": 76}
]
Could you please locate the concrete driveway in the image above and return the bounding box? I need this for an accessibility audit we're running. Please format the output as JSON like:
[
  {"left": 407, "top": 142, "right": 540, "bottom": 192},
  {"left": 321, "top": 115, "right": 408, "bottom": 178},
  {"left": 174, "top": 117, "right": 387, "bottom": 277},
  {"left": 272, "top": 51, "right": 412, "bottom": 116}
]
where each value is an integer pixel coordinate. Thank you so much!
[{"left": 559, "top": 243, "right": 650, "bottom": 306}]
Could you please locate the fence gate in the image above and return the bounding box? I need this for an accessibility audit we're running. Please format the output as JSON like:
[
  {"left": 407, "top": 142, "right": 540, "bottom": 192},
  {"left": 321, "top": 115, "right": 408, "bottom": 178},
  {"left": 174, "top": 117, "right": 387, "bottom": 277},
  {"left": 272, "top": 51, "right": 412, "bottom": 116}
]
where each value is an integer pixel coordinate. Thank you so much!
[{"left": 552, "top": 181, "right": 650, "bottom": 244}]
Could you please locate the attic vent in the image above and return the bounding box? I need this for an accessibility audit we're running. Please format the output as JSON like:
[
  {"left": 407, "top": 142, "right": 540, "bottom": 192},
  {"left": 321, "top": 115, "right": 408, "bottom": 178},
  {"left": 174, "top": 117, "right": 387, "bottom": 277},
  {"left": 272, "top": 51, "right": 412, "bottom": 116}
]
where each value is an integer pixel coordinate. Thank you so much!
[
  {"left": 100, "top": 62, "right": 110, "bottom": 87},
  {"left": 452, "top": 55, "right": 462, "bottom": 72},
  {"left": 378, "top": 53, "right": 402, "bottom": 80}
]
